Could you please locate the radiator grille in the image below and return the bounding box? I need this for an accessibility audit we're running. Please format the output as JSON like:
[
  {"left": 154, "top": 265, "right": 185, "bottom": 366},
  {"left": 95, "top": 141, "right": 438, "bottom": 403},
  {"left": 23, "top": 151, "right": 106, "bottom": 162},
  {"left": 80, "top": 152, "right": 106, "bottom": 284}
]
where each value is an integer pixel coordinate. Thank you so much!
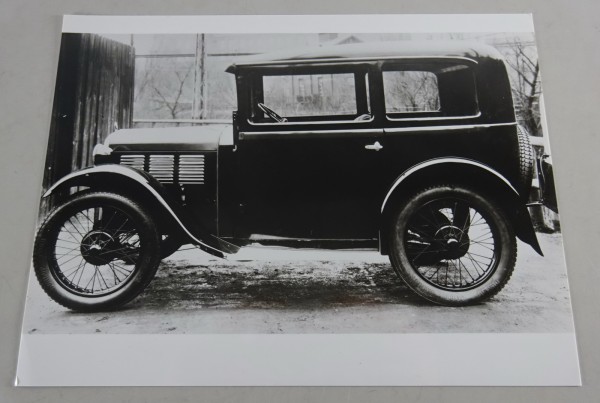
[{"left": 119, "top": 154, "right": 205, "bottom": 185}]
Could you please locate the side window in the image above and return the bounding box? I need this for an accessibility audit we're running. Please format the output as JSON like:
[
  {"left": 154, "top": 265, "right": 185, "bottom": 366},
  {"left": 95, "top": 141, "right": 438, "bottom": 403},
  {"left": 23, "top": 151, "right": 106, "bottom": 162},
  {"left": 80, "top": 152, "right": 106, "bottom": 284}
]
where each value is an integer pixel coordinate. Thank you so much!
[
  {"left": 383, "top": 64, "right": 479, "bottom": 119},
  {"left": 252, "top": 71, "right": 370, "bottom": 123},
  {"left": 383, "top": 71, "right": 440, "bottom": 113}
]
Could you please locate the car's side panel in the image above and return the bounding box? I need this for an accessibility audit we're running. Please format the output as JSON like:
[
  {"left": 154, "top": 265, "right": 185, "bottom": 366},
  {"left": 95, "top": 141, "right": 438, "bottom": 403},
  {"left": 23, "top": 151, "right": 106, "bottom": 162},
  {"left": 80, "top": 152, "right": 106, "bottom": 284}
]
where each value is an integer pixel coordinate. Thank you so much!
[
  {"left": 43, "top": 165, "right": 239, "bottom": 257},
  {"left": 231, "top": 64, "right": 387, "bottom": 240},
  {"left": 229, "top": 57, "right": 526, "bottom": 244},
  {"left": 234, "top": 127, "right": 385, "bottom": 240},
  {"left": 379, "top": 123, "right": 523, "bottom": 195},
  {"left": 380, "top": 156, "right": 520, "bottom": 214},
  {"left": 111, "top": 150, "right": 219, "bottom": 234}
]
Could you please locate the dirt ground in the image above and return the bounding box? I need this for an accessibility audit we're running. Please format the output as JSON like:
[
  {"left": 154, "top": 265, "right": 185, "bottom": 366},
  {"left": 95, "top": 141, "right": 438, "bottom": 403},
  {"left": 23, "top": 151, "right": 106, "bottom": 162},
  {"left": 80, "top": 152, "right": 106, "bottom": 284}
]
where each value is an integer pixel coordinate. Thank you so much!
[{"left": 21, "top": 233, "right": 575, "bottom": 334}]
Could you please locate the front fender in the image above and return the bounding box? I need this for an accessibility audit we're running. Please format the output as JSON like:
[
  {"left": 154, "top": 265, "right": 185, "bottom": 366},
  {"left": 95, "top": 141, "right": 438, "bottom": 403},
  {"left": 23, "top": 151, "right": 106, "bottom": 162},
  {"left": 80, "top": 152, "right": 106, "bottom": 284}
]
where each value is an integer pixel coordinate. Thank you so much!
[{"left": 43, "top": 165, "right": 238, "bottom": 258}]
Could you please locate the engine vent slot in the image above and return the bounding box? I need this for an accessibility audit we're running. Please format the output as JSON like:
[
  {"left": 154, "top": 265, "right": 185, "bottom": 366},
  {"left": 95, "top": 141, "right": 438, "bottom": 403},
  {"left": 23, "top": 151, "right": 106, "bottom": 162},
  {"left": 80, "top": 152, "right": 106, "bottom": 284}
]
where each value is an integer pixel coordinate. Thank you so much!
[
  {"left": 119, "top": 154, "right": 145, "bottom": 171},
  {"left": 179, "top": 155, "right": 205, "bottom": 184},
  {"left": 119, "top": 153, "right": 206, "bottom": 185},
  {"left": 148, "top": 155, "right": 175, "bottom": 183}
]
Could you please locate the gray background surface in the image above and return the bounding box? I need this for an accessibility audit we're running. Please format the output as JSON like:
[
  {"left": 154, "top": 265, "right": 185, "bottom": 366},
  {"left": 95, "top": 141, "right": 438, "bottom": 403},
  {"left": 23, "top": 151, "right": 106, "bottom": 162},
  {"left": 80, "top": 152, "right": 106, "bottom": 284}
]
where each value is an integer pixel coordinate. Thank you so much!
[{"left": 0, "top": 0, "right": 598, "bottom": 402}]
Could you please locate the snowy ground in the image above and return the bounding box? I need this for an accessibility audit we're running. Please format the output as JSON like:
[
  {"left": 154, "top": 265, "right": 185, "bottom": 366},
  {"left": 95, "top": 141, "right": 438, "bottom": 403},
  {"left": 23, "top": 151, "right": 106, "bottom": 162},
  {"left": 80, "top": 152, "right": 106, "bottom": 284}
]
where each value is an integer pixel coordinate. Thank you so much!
[{"left": 21, "top": 233, "right": 575, "bottom": 334}]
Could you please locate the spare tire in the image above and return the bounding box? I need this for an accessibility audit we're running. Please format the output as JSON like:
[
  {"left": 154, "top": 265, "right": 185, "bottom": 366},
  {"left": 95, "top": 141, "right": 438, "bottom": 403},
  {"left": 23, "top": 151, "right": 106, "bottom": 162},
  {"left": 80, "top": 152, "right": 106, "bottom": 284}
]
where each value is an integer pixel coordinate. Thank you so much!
[{"left": 517, "top": 125, "right": 534, "bottom": 196}]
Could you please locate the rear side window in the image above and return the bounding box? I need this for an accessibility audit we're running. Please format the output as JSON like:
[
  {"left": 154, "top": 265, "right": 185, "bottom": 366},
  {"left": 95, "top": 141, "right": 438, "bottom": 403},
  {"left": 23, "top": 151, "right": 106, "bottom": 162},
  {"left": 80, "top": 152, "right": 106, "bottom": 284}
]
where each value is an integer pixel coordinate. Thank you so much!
[
  {"left": 383, "top": 71, "right": 440, "bottom": 113},
  {"left": 383, "top": 63, "right": 479, "bottom": 120}
]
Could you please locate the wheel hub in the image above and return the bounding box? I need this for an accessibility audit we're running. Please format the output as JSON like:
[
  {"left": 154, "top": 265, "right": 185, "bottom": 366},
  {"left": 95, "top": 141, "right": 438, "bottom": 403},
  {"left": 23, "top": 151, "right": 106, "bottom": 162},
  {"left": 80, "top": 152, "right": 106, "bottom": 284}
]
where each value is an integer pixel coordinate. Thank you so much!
[
  {"left": 435, "top": 225, "right": 470, "bottom": 259},
  {"left": 80, "top": 231, "right": 115, "bottom": 266}
]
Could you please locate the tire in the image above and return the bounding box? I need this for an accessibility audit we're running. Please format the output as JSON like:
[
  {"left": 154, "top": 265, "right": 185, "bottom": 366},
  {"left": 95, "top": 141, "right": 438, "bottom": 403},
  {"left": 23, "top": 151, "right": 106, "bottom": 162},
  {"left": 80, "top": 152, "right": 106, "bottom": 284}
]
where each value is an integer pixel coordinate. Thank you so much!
[
  {"left": 517, "top": 125, "right": 534, "bottom": 194},
  {"left": 33, "top": 191, "right": 161, "bottom": 312},
  {"left": 388, "top": 185, "right": 517, "bottom": 306}
]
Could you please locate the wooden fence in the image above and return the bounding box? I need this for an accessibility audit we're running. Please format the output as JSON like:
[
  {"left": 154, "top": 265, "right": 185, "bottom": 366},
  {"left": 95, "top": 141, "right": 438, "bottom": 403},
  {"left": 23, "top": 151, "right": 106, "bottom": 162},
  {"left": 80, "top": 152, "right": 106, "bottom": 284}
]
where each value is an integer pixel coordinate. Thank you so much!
[{"left": 41, "top": 33, "right": 135, "bottom": 214}]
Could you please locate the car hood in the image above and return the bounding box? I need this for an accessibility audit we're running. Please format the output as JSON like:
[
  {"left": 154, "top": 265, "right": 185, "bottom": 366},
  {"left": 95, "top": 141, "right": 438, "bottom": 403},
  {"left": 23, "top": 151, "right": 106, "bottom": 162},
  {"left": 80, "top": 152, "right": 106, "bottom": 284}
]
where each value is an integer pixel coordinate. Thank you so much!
[{"left": 105, "top": 124, "right": 233, "bottom": 152}]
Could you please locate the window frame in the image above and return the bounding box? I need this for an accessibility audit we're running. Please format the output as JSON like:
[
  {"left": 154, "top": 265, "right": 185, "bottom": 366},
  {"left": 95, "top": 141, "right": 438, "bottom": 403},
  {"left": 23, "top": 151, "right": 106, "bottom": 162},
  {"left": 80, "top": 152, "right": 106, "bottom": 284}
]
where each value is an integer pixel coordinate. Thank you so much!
[
  {"left": 381, "top": 60, "right": 481, "bottom": 123},
  {"left": 382, "top": 70, "right": 441, "bottom": 116},
  {"left": 245, "top": 64, "right": 375, "bottom": 127}
]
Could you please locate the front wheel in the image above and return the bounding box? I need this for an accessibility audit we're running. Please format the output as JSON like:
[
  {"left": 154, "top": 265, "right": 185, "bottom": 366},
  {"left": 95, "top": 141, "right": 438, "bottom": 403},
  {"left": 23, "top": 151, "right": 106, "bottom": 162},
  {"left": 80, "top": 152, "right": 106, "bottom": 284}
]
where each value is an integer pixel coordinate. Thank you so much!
[
  {"left": 388, "top": 185, "right": 517, "bottom": 306},
  {"left": 33, "top": 191, "right": 161, "bottom": 311}
]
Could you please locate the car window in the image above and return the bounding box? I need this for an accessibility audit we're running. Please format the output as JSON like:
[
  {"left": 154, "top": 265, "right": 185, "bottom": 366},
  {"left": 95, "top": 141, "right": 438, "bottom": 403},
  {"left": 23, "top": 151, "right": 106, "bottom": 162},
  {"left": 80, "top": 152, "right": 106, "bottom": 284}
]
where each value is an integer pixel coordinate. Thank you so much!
[
  {"left": 383, "top": 63, "right": 479, "bottom": 119},
  {"left": 383, "top": 71, "right": 440, "bottom": 113},
  {"left": 256, "top": 72, "right": 368, "bottom": 122}
]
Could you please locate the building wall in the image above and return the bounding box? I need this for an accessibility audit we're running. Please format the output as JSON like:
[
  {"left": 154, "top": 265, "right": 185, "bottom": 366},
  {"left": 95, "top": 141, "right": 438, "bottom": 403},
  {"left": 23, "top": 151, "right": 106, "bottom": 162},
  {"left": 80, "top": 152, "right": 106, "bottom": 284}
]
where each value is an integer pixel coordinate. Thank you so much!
[{"left": 41, "top": 33, "right": 135, "bottom": 212}]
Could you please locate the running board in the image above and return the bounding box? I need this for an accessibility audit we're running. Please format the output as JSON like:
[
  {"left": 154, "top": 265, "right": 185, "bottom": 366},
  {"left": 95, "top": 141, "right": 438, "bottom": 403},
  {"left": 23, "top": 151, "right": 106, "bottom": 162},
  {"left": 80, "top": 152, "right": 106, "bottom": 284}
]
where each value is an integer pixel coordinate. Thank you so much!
[{"left": 228, "top": 236, "right": 379, "bottom": 250}]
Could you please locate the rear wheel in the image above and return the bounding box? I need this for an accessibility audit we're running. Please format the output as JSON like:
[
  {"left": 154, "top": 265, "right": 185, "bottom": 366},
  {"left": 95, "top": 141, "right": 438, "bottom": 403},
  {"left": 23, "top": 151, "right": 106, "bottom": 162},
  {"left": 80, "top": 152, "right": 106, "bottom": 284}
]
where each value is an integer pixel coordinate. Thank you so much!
[
  {"left": 33, "top": 192, "right": 161, "bottom": 311},
  {"left": 388, "top": 185, "right": 517, "bottom": 305}
]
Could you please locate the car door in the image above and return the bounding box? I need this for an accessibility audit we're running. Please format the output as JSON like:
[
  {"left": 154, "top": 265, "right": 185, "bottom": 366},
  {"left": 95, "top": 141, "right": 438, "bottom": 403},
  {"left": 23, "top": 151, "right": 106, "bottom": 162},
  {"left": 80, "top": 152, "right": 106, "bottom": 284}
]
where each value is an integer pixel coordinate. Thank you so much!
[{"left": 234, "top": 65, "right": 386, "bottom": 241}]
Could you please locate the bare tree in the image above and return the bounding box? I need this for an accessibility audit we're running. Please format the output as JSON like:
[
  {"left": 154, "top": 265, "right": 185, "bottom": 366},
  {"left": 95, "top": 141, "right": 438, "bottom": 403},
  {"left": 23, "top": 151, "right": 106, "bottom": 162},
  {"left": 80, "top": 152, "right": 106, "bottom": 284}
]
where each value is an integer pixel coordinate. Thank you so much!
[
  {"left": 503, "top": 40, "right": 541, "bottom": 136},
  {"left": 384, "top": 71, "right": 440, "bottom": 113},
  {"left": 133, "top": 57, "right": 194, "bottom": 121},
  {"left": 151, "top": 67, "right": 193, "bottom": 119}
]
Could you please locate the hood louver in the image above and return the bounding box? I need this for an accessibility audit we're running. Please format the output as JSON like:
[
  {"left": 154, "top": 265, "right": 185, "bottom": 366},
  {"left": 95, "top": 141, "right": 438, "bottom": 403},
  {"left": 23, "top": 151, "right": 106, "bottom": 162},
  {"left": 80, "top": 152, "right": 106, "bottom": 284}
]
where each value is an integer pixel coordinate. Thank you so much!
[
  {"left": 119, "top": 154, "right": 205, "bottom": 185},
  {"left": 178, "top": 155, "right": 205, "bottom": 184}
]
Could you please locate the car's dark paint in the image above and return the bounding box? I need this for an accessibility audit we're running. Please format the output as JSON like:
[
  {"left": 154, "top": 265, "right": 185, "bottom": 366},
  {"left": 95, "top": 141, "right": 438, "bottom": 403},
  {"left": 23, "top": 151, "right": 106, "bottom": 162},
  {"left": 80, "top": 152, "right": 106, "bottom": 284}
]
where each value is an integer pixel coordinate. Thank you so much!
[
  {"left": 236, "top": 128, "right": 385, "bottom": 240},
  {"left": 225, "top": 44, "right": 539, "bottom": 253},
  {"left": 44, "top": 41, "right": 542, "bottom": 256}
]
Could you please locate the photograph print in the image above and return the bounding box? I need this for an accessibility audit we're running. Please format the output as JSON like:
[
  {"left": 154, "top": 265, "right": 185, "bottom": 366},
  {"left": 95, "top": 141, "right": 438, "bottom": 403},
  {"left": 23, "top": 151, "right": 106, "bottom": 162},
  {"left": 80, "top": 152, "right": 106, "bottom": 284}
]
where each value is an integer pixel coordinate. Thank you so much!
[{"left": 17, "top": 15, "right": 580, "bottom": 386}]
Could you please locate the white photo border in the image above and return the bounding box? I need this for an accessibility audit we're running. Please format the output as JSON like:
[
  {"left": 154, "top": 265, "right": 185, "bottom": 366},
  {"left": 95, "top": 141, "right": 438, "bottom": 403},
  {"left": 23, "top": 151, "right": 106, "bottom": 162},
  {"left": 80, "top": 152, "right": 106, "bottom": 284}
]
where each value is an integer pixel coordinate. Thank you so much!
[
  {"left": 17, "top": 333, "right": 580, "bottom": 386},
  {"left": 62, "top": 14, "right": 535, "bottom": 34}
]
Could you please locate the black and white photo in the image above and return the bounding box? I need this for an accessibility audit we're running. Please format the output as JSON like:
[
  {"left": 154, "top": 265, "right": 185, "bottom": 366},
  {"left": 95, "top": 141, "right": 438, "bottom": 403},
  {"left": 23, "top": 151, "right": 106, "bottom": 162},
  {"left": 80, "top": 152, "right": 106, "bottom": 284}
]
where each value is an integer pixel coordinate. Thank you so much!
[{"left": 16, "top": 14, "right": 580, "bottom": 386}]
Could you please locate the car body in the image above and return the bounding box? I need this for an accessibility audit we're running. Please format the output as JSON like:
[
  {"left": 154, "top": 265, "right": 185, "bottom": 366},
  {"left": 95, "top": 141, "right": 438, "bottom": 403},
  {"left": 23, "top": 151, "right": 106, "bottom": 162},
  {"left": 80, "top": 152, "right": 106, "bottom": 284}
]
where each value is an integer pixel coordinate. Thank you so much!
[{"left": 34, "top": 41, "right": 551, "bottom": 311}]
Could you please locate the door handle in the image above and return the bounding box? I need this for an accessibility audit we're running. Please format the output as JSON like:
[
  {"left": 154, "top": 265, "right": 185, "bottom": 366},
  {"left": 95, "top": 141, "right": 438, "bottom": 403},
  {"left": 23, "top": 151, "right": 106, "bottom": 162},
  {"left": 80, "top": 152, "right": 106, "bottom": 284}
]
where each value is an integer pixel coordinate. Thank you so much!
[{"left": 365, "top": 141, "right": 383, "bottom": 151}]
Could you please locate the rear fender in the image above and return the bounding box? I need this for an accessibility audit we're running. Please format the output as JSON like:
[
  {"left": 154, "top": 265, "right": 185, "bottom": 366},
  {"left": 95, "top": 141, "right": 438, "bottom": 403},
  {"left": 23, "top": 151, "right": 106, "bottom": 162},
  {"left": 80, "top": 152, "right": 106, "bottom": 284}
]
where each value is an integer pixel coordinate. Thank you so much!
[
  {"left": 43, "top": 165, "right": 238, "bottom": 258},
  {"left": 380, "top": 158, "right": 543, "bottom": 256},
  {"left": 536, "top": 155, "right": 559, "bottom": 213}
]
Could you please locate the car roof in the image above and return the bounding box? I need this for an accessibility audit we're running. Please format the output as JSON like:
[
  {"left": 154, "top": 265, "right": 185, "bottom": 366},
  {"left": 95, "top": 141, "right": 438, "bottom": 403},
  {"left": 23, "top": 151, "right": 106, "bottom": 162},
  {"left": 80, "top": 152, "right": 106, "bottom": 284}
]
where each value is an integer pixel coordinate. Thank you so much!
[{"left": 225, "top": 40, "right": 504, "bottom": 72}]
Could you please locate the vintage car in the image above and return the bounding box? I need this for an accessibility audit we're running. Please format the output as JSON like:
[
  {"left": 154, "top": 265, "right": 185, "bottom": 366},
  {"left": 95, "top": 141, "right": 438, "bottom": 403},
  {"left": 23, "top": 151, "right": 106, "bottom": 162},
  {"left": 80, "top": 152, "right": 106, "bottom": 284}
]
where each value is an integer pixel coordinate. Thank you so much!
[{"left": 33, "top": 41, "right": 556, "bottom": 311}]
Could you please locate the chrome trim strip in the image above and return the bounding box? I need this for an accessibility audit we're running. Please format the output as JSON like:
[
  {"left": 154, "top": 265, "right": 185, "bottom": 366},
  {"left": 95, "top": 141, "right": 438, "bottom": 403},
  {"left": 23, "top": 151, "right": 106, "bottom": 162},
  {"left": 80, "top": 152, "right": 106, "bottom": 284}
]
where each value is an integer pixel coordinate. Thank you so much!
[
  {"left": 385, "top": 111, "right": 482, "bottom": 122},
  {"left": 380, "top": 157, "right": 519, "bottom": 213},
  {"left": 384, "top": 121, "right": 517, "bottom": 134},
  {"left": 236, "top": 55, "right": 479, "bottom": 67},
  {"left": 240, "top": 128, "right": 383, "bottom": 140},
  {"left": 240, "top": 122, "right": 516, "bottom": 139},
  {"left": 43, "top": 165, "right": 227, "bottom": 258},
  {"left": 247, "top": 116, "right": 375, "bottom": 127},
  {"left": 249, "top": 234, "right": 376, "bottom": 242}
]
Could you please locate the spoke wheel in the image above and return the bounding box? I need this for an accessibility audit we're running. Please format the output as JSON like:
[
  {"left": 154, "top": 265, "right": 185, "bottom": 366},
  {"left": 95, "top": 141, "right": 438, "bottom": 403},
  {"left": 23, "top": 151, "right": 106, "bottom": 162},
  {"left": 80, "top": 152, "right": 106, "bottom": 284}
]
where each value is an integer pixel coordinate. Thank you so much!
[
  {"left": 34, "top": 192, "right": 161, "bottom": 311},
  {"left": 389, "top": 185, "right": 517, "bottom": 305}
]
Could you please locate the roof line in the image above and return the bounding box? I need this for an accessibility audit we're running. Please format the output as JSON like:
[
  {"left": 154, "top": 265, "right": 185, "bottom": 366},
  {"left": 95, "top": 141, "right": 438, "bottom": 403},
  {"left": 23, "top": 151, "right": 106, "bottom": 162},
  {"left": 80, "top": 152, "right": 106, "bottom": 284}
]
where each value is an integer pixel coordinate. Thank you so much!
[{"left": 227, "top": 55, "right": 479, "bottom": 72}]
